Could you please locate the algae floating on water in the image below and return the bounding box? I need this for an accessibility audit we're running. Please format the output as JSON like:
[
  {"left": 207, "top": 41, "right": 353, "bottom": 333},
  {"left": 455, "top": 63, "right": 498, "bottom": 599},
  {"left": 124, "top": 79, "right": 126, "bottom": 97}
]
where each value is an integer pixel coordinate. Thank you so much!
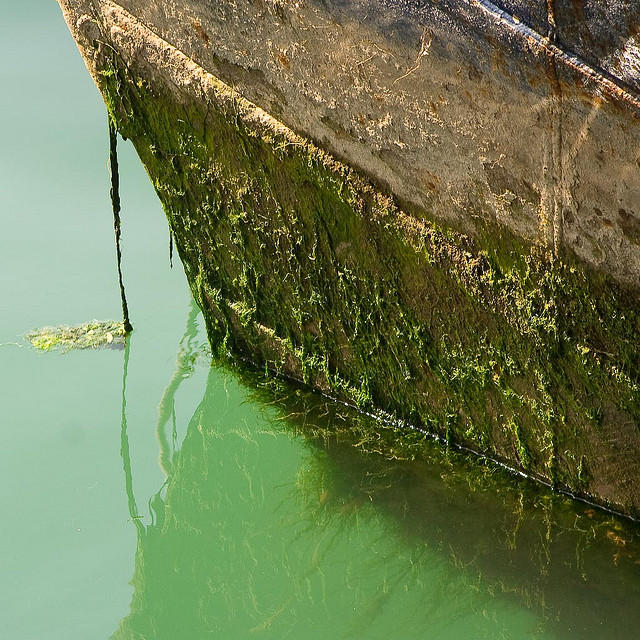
[{"left": 26, "top": 320, "right": 126, "bottom": 352}]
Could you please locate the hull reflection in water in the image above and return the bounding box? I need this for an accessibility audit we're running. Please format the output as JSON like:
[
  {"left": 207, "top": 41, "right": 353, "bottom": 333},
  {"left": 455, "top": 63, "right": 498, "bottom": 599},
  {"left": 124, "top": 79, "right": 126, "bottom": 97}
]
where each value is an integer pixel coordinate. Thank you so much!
[{"left": 114, "top": 307, "right": 640, "bottom": 639}]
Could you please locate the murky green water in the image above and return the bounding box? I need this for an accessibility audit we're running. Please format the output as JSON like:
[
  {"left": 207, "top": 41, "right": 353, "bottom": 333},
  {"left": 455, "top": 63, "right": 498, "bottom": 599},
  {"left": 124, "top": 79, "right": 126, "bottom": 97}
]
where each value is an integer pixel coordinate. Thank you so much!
[{"left": 2, "top": 4, "right": 640, "bottom": 639}]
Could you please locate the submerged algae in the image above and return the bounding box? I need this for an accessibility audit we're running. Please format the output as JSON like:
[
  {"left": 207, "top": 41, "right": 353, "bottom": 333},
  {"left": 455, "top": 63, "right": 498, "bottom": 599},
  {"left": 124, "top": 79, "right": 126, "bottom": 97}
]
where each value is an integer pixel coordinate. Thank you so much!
[{"left": 84, "top": 20, "right": 640, "bottom": 517}]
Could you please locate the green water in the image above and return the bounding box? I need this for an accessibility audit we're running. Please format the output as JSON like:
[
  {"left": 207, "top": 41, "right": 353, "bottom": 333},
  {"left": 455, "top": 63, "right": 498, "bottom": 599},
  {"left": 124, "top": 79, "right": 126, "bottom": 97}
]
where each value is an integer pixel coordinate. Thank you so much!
[{"left": 2, "top": 3, "right": 640, "bottom": 639}]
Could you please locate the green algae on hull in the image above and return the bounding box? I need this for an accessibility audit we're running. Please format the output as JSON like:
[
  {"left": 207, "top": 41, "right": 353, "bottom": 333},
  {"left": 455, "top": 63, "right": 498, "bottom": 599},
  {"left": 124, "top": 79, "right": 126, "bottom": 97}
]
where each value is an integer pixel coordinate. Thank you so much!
[
  {"left": 67, "top": 4, "right": 640, "bottom": 518},
  {"left": 26, "top": 321, "right": 126, "bottom": 352}
]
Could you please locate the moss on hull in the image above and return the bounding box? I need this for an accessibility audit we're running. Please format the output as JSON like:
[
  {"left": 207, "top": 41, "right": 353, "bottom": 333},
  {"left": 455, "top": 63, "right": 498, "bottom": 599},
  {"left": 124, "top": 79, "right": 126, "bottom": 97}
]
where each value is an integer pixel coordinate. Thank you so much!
[{"left": 94, "top": 35, "right": 640, "bottom": 517}]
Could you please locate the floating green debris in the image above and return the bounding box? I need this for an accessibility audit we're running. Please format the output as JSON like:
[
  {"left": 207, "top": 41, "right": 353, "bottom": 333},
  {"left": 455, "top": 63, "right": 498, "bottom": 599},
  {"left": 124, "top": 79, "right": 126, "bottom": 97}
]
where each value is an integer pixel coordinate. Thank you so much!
[{"left": 26, "top": 321, "right": 126, "bottom": 352}]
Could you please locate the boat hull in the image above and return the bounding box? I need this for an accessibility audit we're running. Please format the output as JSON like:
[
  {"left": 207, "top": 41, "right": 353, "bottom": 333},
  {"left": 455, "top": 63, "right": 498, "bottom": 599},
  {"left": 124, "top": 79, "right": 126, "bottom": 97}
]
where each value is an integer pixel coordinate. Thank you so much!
[{"left": 58, "top": 0, "right": 640, "bottom": 517}]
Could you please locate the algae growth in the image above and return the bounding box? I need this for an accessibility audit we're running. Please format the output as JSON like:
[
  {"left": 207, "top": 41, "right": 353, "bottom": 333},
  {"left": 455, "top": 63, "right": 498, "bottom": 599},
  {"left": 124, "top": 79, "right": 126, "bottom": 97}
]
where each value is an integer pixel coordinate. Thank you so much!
[
  {"left": 26, "top": 321, "right": 126, "bottom": 352},
  {"left": 87, "top": 29, "right": 640, "bottom": 518}
]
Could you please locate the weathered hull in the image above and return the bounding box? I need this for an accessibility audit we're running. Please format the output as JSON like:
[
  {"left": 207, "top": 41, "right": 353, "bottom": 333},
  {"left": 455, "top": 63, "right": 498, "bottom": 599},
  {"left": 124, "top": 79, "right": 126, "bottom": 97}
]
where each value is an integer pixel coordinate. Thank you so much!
[{"left": 58, "top": 0, "right": 640, "bottom": 517}]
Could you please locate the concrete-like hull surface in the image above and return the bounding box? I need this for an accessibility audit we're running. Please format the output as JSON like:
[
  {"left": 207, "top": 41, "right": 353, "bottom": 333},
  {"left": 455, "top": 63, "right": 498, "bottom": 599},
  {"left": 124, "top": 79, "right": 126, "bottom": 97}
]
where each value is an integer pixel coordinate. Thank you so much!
[{"left": 65, "top": 0, "right": 640, "bottom": 285}]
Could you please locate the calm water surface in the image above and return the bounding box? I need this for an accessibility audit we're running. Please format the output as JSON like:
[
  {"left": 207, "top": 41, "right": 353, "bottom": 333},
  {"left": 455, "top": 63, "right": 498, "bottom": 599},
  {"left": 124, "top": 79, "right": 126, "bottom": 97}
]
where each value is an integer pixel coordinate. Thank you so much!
[{"left": 2, "top": 3, "right": 639, "bottom": 639}]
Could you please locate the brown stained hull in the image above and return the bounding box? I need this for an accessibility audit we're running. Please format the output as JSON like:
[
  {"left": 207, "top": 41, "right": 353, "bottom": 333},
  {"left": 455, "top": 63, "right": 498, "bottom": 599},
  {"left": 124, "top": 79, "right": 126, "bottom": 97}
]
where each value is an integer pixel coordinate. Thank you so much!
[{"left": 61, "top": 0, "right": 640, "bottom": 286}]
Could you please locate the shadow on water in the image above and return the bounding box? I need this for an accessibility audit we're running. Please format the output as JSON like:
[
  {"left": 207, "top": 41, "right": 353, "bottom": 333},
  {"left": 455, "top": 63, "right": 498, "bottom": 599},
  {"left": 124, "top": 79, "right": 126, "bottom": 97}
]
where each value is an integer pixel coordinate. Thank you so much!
[{"left": 113, "top": 306, "right": 640, "bottom": 640}]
